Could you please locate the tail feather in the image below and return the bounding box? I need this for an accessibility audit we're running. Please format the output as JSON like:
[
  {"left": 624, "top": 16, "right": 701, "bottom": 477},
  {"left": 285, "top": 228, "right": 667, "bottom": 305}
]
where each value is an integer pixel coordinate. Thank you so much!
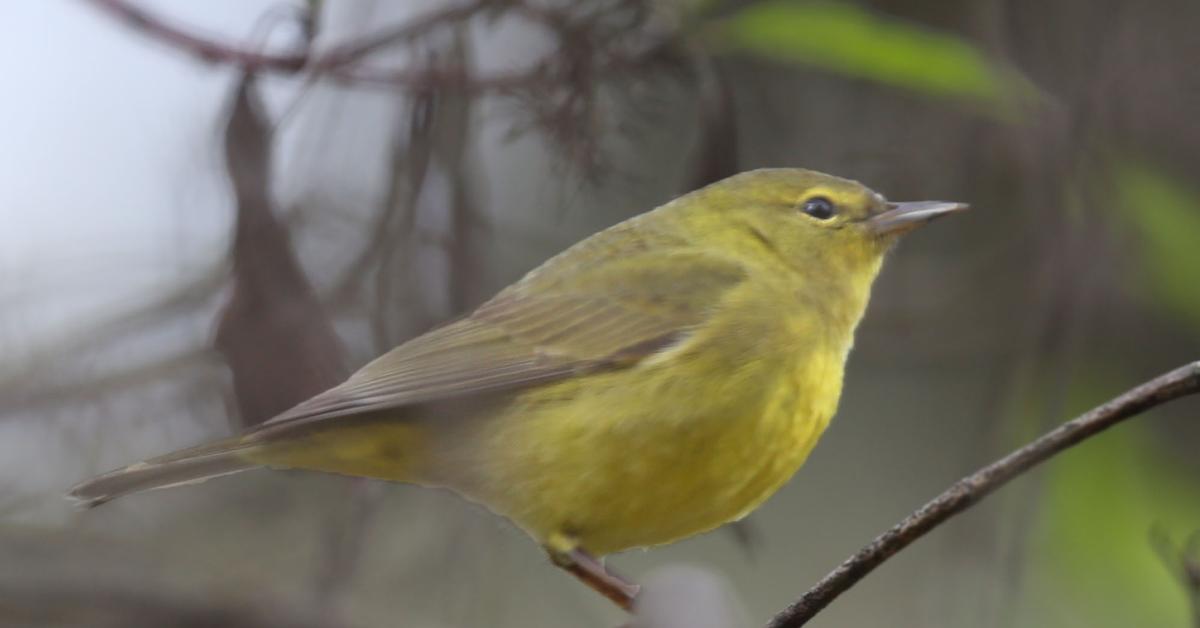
[{"left": 68, "top": 438, "right": 260, "bottom": 509}]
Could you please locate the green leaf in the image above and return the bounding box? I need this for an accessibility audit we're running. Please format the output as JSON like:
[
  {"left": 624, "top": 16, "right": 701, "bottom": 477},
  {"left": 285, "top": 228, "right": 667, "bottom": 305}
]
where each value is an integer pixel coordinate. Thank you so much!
[
  {"left": 1019, "top": 419, "right": 1200, "bottom": 627},
  {"left": 1112, "top": 161, "right": 1200, "bottom": 332},
  {"left": 712, "top": 1, "right": 1033, "bottom": 113}
]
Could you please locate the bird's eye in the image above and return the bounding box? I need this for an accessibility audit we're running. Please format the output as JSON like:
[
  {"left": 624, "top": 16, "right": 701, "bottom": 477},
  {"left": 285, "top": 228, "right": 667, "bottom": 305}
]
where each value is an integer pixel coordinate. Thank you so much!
[{"left": 801, "top": 196, "right": 836, "bottom": 220}]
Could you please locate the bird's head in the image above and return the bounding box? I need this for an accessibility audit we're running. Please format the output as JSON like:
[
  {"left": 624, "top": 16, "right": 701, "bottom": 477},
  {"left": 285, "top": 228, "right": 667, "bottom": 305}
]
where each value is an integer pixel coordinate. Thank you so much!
[{"left": 676, "top": 168, "right": 966, "bottom": 284}]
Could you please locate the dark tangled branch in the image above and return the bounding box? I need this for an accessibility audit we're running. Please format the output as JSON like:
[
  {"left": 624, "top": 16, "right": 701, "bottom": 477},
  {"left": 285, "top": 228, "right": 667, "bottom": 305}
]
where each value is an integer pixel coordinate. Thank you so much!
[
  {"left": 82, "top": 0, "right": 683, "bottom": 172},
  {"left": 81, "top": 0, "right": 676, "bottom": 93},
  {"left": 84, "top": 0, "right": 489, "bottom": 74},
  {"left": 767, "top": 361, "right": 1200, "bottom": 627}
]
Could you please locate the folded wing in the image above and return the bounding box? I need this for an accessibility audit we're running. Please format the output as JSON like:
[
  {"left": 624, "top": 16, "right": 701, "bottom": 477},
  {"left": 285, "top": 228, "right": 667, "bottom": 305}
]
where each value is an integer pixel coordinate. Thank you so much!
[{"left": 253, "top": 227, "right": 747, "bottom": 438}]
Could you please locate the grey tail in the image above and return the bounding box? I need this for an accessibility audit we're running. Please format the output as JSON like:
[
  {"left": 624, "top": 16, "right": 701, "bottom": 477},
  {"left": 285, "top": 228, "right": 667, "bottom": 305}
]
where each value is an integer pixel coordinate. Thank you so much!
[{"left": 68, "top": 437, "right": 260, "bottom": 509}]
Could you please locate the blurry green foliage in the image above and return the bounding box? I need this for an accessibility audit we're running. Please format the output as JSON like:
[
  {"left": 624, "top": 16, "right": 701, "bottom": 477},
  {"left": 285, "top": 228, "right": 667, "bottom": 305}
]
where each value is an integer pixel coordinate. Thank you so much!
[
  {"left": 712, "top": 1, "right": 1032, "bottom": 115},
  {"left": 1113, "top": 161, "right": 1200, "bottom": 333},
  {"left": 1020, "top": 414, "right": 1200, "bottom": 627}
]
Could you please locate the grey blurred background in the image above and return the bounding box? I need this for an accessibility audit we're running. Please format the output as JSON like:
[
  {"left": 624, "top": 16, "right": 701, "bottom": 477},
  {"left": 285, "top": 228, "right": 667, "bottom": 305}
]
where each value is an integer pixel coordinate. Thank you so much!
[{"left": 1, "top": 1, "right": 1198, "bottom": 627}]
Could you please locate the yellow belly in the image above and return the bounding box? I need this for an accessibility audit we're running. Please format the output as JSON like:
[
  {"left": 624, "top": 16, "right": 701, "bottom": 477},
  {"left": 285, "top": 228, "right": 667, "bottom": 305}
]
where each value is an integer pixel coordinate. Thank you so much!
[
  {"left": 245, "top": 295, "right": 852, "bottom": 557},
  {"left": 452, "top": 342, "right": 844, "bottom": 556}
]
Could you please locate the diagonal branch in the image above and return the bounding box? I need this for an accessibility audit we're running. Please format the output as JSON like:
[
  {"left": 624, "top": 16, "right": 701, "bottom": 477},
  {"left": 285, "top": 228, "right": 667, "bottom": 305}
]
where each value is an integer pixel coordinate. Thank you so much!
[
  {"left": 767, "top": 361, "right": 1200, "bottom": 628},
  {"left": 85, "top": 0, "right": 311, "bottom": 71}
]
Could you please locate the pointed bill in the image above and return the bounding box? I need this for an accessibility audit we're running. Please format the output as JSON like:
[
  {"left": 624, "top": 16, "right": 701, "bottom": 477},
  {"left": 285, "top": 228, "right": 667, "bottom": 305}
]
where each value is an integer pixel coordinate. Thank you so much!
[{"left": 869, "top": 201, "right": 968, "bottom": 235}]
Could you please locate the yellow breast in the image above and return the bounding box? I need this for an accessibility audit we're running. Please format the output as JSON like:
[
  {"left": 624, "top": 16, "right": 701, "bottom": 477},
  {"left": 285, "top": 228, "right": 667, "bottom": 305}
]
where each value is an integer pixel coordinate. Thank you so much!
[{"left": 454, "top": 300, "right": 849, "bottom": 556}]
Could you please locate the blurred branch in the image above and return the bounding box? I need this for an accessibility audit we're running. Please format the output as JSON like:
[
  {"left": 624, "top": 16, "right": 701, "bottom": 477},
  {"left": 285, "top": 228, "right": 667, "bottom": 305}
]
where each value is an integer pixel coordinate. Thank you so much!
[
  {"left": 0, "top": 268, "right": 224, "bottom": 418},
  {"left": 324, "top": 86, "right": 434, "bottom": 309},
  {"left": 0, "top": 528, "right": 340, "bottom": 628},
  {"left": 214, "top": 75, "right": 347, "bottom": 428},
  {"left": 307, "top": 1, "right": 490, "bottom": 70},
  {"left": 0, "top": 585, "right": 333, "bottom": 628},
  {"left": 431, "top": 30, "right": 483, "bottom": 315},
  {"left": 84, "top": 0, "right": 486, "bottom": 73},
  {"left": 85, "top": 0, "right": 310, "bottom": 70},
  {"left": 367, "top": 82, "right": 438, "bottom": 346},
  {"left": 84, "top": 0, "right": 684, "bottom": 175},
  {"left": 684, "top": 57, "right": 739, "bottom": 190},
  {"left": 1, "top": 347, "right": 218, "bottom": 414},
  {"left": 82, "top": 0, "right": 675, "bottom": 93},
  {"left": 767, "top": 361, "right": 1200, "bottom": 628},
  {"left": 215, "top": 73, "right": 374, "bottom": 618}
]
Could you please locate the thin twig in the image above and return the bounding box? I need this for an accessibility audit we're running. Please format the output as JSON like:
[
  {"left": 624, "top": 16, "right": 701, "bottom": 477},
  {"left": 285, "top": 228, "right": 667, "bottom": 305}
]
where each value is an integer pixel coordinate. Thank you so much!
[
  {"left": 308, "top": 1, "right": 491, "bottom": 70},
  {"left": 766, "top": 361, "right": 1200, "bottom": 628},
  {"left": 85, "top": 0, "right": 310, "bottom": 71}
]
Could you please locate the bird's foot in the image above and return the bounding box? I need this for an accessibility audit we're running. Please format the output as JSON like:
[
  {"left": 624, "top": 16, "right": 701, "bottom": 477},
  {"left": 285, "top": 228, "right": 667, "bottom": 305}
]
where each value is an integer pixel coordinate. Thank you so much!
[{"left": 547, "top": 536, "right": 640, "bottom": 612}]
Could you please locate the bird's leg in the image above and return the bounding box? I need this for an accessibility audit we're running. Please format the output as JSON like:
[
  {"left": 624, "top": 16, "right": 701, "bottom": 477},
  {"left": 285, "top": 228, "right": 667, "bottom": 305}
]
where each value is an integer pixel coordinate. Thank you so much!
[{"left": 546, "top": 534, "right": 640, "bottom": 612}]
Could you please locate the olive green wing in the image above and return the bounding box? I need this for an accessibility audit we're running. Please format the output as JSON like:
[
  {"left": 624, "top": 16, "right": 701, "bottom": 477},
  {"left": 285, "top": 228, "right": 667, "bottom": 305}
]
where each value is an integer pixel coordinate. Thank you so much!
[{"left": 252, "top": 231, "right": 746, "bottom": 436}]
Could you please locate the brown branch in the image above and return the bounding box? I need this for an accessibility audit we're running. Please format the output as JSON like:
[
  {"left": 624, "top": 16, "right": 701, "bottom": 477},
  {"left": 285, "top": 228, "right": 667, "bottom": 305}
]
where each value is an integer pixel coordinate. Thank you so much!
[
  {"left": 83, "top": 0, "right": 489, "bottom": 76},
  {"left": 766, "top": 361, "right": 1200, "bottom": 628},
  {"left": 307, "top": 1, "right": 491, "bottom": 70},
  {"left": 82, "top": 0, "right": 673, "bottom": 93},
  {"left": 85, "top": 0, "right": 310, "bottom": 71}
]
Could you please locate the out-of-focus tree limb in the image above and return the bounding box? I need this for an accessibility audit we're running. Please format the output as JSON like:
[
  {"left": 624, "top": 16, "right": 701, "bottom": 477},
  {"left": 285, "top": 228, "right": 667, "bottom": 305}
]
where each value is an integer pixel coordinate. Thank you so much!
[
  {"left": 430, "top": 30, "right": 483, "bottom": 316},
  {"left": 766, "top": 361, "right": 1200, "bottom": 628},
  {"left": 0, "top": 268, "right": 225, "bottom": 418},
  {"left": 0, "top": 529, "right": 337, "bottom": 628},
  {"left": 214, "top": 75, "right": 347, "bottom": 428},
  {"left": 0, "top": 586, "right": 335, "bottom": 628},
  {"left": 84, "top": 0, "right": 488, "bottom": 74},
  {"left": 83, "top": 0, "right": 685, "bottom": 176},
  {"left": 0, "top": 348, "right": 219, "bottom": 414},
  {"left": 323, "top": 84, "right": 434, "bottom": 310},
  {"left": 1, "top": 267, "right": 223, "bottom": 376},
  {"left": 363, "top": 85, "right": 437, "bottom": 345},
  {"left": 81, "top": 0, "right": 675, "bottom": 93},
  {"left": 84, "top": 0, "right": 310, "bottom": 71},
  {"left": 685, "top": 58, "right": 739, "bottom": 191}
]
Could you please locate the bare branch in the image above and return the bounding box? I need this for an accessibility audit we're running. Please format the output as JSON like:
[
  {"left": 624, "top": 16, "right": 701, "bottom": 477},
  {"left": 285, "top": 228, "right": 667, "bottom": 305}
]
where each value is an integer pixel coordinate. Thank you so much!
[
  {"left": 85, "top": 0, "right": 310, "bottom": 71},
  {"left": 84, "top": 0, "right": 493, "bottom": 74},
  {"left": 81, "top": 0, "right": 676, "bottom": 94},
  {"left": 767, "top": 361, "right": 1200, "bottom": 628}
]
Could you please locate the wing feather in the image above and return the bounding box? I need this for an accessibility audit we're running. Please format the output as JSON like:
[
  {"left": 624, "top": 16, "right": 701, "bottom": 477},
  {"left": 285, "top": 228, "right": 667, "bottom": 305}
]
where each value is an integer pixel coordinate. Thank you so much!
[{"left": 251, "top": 228, "right": 746, "bottom": 437}]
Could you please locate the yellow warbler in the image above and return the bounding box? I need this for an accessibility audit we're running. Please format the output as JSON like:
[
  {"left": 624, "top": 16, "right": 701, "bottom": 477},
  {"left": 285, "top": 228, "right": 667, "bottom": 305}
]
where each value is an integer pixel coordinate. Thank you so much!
[{"left": 71, "top": 168, "right": 965, "bottom": 608}]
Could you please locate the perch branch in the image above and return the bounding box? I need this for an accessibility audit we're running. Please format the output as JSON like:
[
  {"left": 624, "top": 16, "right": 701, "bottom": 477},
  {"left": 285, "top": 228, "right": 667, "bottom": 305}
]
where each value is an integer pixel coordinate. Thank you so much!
[{"left": 766, "top": 360, "right": 1200, "bottom": 628}]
